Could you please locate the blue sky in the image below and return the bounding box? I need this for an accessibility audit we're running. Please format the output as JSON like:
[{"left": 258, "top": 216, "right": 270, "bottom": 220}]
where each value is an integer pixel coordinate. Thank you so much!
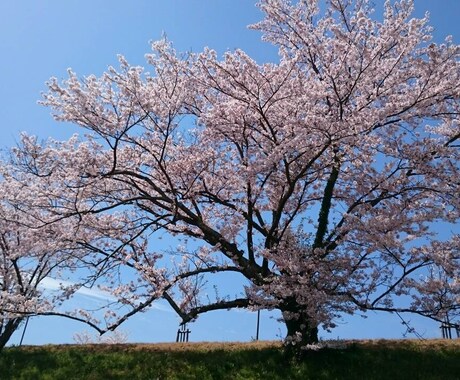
[{"left": 1, "top": 1, "right": 459, "bottom": 346}]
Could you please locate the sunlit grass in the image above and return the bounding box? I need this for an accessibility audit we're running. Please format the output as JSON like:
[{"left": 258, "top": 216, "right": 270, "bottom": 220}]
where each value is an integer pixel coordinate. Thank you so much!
[{"left": 1, "top": 339, "right": 459, "bottom": 379}]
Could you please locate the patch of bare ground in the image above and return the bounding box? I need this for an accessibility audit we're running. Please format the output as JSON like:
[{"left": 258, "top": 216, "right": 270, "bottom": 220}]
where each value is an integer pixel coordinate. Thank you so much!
[
  {"left": 15, "top": 338, "right": 459, "bottom": 352},
  {"left": 345, "top": 339, "right": 460, "bottom": 350}
]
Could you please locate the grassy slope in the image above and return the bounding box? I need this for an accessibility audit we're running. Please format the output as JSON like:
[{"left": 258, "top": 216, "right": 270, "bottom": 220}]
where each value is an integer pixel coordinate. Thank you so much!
[{"left": 1, "top": 340, "right": 459, "bottom": 380}]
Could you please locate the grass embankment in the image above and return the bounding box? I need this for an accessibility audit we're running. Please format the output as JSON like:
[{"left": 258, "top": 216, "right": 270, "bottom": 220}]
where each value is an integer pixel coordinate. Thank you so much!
[{"left": 1, "top": 339, "right": 459, "bottom": 379}]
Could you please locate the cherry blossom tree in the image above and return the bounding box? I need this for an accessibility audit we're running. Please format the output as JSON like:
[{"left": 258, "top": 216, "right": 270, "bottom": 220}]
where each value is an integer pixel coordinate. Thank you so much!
[
  {"left": 12, "top": 0, "right": 460, "bottom": 349},
  {"left": 0, "top": 159, "right": 141, "bottom": 350},
  {"left": 0, "top": 168, "right": 84, "bottom": 350}
]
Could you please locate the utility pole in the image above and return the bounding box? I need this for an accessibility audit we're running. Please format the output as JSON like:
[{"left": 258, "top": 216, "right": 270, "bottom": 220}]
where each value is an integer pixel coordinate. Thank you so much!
[
  {"left": 255, "top": 310, "right": 260, "bottom": 340},
  {"left": 19, "top": 316, "right": 30, "bottom": 346}
]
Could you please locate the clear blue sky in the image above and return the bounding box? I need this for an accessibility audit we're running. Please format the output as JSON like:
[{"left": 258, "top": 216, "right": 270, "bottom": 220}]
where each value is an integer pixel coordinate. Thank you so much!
[{"left": 1, "top": 1, "right": 459, "bottom": 346}]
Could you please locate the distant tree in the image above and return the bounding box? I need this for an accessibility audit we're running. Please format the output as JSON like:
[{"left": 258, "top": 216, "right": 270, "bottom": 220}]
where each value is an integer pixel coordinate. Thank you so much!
[
  {"left": 13, "top": 0, "right": 460, "bottom": 350},
  {"left": 0, "top": 171, "right": 77, "bottom": 350},
  {"left": 0, "top": 161, "right": 131, "bottom": 350}
]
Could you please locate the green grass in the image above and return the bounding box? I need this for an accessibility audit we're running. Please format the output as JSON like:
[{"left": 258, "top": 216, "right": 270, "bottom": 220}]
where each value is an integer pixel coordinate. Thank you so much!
[{"left": 0, "top": 340, "right": 459, "bottom": 379}]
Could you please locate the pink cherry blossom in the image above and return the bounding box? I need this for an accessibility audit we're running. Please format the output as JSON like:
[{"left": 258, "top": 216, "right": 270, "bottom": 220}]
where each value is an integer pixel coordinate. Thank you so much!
[{"left": 5, "top": 0, "right": 459, "bottom": 350}]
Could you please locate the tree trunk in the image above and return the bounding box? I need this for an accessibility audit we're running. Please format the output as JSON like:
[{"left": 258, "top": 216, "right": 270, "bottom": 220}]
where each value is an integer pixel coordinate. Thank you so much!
[
  {"left": 0, "top": 318, "right": 22, "bottom": 352},
  {"left": 285, "top": 316, "right": 318, "bottom": 345},
  {"left": 280, "top": 300, "right": 318, "bottom": 356}
]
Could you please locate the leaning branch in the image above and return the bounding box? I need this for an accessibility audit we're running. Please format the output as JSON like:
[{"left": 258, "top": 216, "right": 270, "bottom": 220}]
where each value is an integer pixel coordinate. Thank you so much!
[{"left": 162, "top": 293, "right": 251, "bottom": 324}]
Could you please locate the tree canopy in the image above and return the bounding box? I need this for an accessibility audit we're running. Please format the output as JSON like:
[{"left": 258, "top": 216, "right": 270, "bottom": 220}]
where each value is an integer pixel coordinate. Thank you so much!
[{"left": 2, "top": 0, "right": 459, "bottom": 350}]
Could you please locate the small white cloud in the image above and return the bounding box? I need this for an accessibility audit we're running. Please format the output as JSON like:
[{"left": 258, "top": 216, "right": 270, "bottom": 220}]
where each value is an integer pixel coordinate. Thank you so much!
[
  {"left": 39, "top": 277, "right": 172, "bottom": 312},
  {"left": 39, "top": 277, "right": 117, "bottom": 302}
]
